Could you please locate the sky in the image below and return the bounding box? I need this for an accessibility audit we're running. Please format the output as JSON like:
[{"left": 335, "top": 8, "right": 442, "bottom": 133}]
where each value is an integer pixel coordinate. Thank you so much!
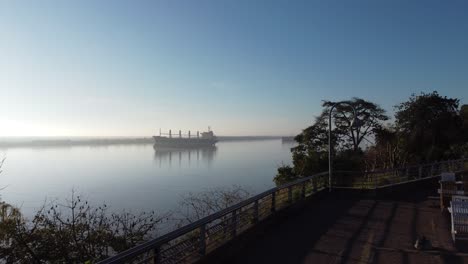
[{"left": 0, "top": 0, "right": 467, "bottom": 137}]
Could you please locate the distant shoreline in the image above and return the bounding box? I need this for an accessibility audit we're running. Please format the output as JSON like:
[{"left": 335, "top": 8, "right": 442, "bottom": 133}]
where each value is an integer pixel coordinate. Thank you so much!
[{"left": 0, "top": 136, "right": 289, "bottom": 148}]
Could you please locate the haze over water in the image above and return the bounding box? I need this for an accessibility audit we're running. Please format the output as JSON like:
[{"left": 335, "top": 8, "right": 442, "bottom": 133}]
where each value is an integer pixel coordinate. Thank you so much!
[{"left": 1, "top": 140, "right": 294, "bottom": 217}]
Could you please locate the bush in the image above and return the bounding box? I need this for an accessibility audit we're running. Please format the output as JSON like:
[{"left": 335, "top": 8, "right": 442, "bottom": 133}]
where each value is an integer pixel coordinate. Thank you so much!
[
  {"left": 273, "top": 165, "right": 298, "bottom": 186},
  {"left": 0, "top": 191, "right": 168, "bottom": 263}
]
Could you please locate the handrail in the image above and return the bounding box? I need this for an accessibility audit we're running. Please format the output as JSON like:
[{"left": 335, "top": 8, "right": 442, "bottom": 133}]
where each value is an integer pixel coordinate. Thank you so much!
[
  {"left": 99, "top": 158, "right": 467, "bottom": 263},
  {"left": 99, "top": 171, "right": 330, "bottom": 263},
  {"left": 333, "top": 158, "right": 468, "bottom": 189},
  {"left": 334, "top": 158, "right": 468, "bottom": 175}
]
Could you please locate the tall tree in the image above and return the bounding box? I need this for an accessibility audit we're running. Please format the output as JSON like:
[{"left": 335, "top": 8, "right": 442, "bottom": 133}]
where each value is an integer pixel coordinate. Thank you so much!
[
  {"left": 274, "top": 98, "right": 388, "bottom": 185},
  {"left": 323, "top": 98, "right": 389, "bottom": 151},
  {"left": 395, "top": 91, "right": 463, "bottom": 162}
]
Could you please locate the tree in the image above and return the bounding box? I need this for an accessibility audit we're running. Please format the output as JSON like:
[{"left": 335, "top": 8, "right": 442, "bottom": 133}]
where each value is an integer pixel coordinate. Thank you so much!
[
  {"left": 323, "top": 98, "right": 389, "bottom": 151},
  {"left": 461, "top": 104, "right": 468, "bottom": 141},
  {"left": 364, "top": 126, "right": 409, "bottom": 170},
  {"left": 395, "top": 91, "right": 464, "bottom": 162},
  {"left": 275, "top": 98, "right": 388, "bottom": 185},
  {"left": 0, "top": 157, "right": 5, "bottom": 193},
  {"left": 0, "top": 191, "right": 168, "bottom": 263},
  {"left": 0, "top": 159, "right": 22, "bottom": 256}
]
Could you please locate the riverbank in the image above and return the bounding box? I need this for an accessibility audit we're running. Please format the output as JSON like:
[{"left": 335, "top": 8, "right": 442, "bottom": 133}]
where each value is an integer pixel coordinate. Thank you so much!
[{"left": 0, "top": 136, "right": 287, "bottom": 148}]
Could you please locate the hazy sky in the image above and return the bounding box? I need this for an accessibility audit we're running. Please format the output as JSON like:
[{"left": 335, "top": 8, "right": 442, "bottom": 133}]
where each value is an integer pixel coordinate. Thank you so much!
[{"left": 1, "top": 0, "right": 467, "bottom": 137}]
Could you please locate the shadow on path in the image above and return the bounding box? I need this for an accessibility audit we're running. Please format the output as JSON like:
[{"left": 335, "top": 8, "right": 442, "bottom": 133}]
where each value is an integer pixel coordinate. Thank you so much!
[
  {"left": 209, "top": 189, "right": 468, "bottom": 264},
  {"left": 221, "top": 196, "right": 359, "bottom": 264}
]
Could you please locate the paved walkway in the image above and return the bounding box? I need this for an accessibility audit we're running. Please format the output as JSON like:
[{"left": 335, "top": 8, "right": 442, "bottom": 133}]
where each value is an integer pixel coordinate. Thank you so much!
[{"left": 220, "top": 192, "right": 468, "bottom": 264}]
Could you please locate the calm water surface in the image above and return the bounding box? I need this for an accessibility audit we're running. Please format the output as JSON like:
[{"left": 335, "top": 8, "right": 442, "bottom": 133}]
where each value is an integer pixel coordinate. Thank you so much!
[{"left": 1, "top": 140, "right": 294, "bottom": 217}]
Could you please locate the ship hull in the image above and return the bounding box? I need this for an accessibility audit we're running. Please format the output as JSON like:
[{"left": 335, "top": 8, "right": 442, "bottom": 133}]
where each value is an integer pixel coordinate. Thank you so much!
[{"left": 153, "top": 136, "right": 217, "bottom": 148}]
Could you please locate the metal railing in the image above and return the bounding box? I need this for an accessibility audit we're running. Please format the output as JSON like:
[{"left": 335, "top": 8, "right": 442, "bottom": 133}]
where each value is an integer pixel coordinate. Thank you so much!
[
  {"left": 99, "top": 171, "right": 330, "bottom": 264},
  {"left": 333, "top": 158, "right": 468, "bottom": 189},
  {"left": 100, "top": 158, "right": 468, "bottom": 264}
]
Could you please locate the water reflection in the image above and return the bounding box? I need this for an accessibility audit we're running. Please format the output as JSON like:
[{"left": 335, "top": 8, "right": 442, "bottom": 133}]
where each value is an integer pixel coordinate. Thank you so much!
[
  {"left": 2, "top": 140, "right": 294, "bottom": 218},
  {"left": 153, "top": 146, "right": 217, "bottom": 167}
]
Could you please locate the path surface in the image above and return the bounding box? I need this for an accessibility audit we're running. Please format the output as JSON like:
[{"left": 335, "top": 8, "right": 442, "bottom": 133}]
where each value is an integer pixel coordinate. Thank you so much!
[{"left": 222, "top": 193, "right": 467, "bottom": 264}]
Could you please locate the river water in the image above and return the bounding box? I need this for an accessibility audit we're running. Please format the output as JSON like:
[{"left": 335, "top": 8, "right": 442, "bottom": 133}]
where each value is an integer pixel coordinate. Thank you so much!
[{"left": 0, "top": 139, "right": 294, "bottom": 218}]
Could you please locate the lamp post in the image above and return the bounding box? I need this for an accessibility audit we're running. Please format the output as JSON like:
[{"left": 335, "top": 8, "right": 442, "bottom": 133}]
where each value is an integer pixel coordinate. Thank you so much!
[{"left": 328, "top": 102, "right": 359, "bottom": 192}]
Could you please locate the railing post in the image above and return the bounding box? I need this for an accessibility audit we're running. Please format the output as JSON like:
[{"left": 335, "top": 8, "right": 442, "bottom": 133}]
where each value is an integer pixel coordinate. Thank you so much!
[
  {"left": 301, "top": 182, "right": 306, "bottom": 199},
  {"left": 362, "top": 172, "right": 366, "bottom": 189},
  {"left": 231, "top": 210, "right": 237, "bottom": 237},
  {"left": 418, "top": 166, "right": 422, "bottom": 179},
  {"left": 374, "top": 172, "right": 378, "bottom": 189},
  {"left": 313, "top": 178, "right": 317, "bottom": 193},
  {"left": 431, "top": 164, "right": 434, "bottom": 176},
  {"left": 253, "top": 200, "right": 259, "bottom": 223},
  {"left": 361, "top": 171, "right": 369, "bottom": 189},
  {"left": 271, "top": 192, "right": 276, "bottom": 213},
  {"left": 199, "top": 224, "right": 206, "bottom": 256},
  {"left": 288, "top": 186, "right": 293, "bottom": 204},
  {"left": 151, "top": 246, "right": 161, "bottom": 264}
]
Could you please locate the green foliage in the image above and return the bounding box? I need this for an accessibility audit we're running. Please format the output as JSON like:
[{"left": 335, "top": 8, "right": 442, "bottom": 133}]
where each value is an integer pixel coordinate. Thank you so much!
[
  {"left": 273, "top": 165, "right": 298, "bottom": 186},
  {"left": 333, "top": 149, "right": 365, "bottom": 171},
  {"left": 364, "top": 126, "right": 409, "bottom": 170},
  {"left": 461, "top": 104, "right": 468, "bottom": 141},
  {"left": 1, "top": 183, "right": 251, "bottom": 262},
  {"left": 275, "top": 98, "right": 387, "bottom": 186},
  {"left": 461, "top": 104, "right": 468, "bottom": 120},
  {"left": 323, "top": 98, "right": 389, "bottom": 151},
  {"left": 277, "top": 92, "right": 468, "bottom": 185},
  {"left": 0, "top": 159, "right": 170, "bottom": 262},
  {"left": 0, "top": 192, "right": 167, "bottom": 263},
  {"left": 395, "top": 91, "right": 465, "bottom": 162}
]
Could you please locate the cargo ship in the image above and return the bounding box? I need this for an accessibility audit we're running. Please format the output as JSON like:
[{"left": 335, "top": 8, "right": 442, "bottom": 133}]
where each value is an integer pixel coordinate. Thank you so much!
[{"left": 153, "top": 127, "right": 218, "bottom": 148}]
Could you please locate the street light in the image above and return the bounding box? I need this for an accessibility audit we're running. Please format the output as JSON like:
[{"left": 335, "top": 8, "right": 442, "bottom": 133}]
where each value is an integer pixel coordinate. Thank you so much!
[{"left": 328, "top": 102, "right": 361, "bottom": 192}]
